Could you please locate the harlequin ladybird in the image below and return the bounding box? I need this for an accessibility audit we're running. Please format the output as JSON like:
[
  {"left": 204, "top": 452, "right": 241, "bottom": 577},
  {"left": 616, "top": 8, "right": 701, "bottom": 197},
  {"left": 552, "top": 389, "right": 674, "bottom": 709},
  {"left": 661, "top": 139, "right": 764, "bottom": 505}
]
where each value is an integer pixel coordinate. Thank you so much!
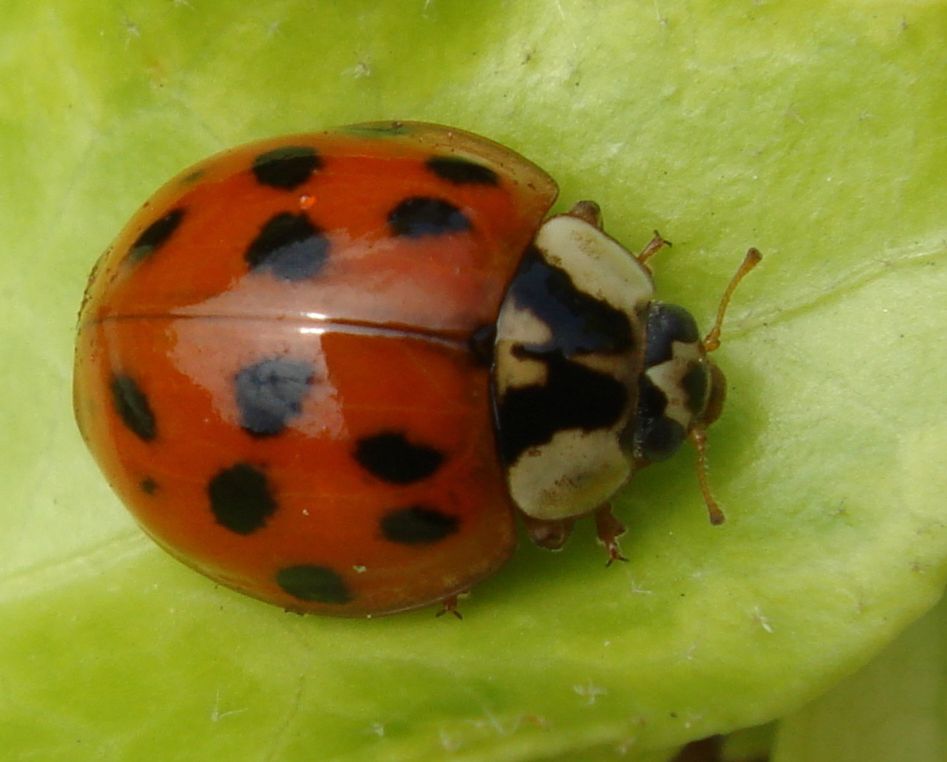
[{"left": 74, "top": 122, "right": 760, "bottom": 617}]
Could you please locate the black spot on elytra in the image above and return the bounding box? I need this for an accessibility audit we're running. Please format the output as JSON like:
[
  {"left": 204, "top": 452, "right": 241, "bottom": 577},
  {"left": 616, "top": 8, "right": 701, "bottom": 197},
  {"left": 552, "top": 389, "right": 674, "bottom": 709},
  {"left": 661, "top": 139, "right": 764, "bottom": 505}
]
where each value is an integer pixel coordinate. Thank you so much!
[
  {"left": 276, "top": 565, "right": 353, "bottom": 604},
  {"left": 235, "top": 358, "right": 315, "bottom": 437},
  {"left": 252, "top": 146, "right": 322, "bottom": 190},
  {"left": 127, "top": 208, "right": 185, "bottom": 263},
  {"left": 110, "top": 374, "right": 156, "bottom": 442},
  {"left": 388, "top": 197, "right": 470, "bottom": 238},
  {"left": 625, "top": 374, "right": 685, "bottom": 462},
  {"left": 643, "top": 302, "right": 700, "bottom": 367},
  {"left": 140, "top": 477, "right": 158, "bottom": 495},
  {"left": 380, "top": 505, "right": 459, "bottom": 544},
  {"left": 426, "top": 156, "right": 499, "bottom": 186},
  {"left": 354, "top": 432, "right": 444, "bottom": 484},
  {"left": 510, "top": 247, "right": 634, "bottom": 355},
  {"left": 207, "top": 463, "right": 276, "bottom": 535},
  {"left": 496, "top": 353, "right": 628, "bottom": 464},
  {"left": 246, "top": 212, "right": 329, "bottom": 281}
]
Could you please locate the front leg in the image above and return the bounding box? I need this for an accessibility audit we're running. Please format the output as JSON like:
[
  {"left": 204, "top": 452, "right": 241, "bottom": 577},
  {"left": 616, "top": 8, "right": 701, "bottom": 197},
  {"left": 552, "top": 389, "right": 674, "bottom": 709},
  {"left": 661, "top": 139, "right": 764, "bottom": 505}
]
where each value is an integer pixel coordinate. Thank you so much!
[
  {"left": 521, "top": 506, "right": 627, "bottom": 566},
  {"left": 521, "top": 513, "right": 575, "bottom": 550},
  {"left": 595, "top": 503, "right": 628, "bottom": 565}
]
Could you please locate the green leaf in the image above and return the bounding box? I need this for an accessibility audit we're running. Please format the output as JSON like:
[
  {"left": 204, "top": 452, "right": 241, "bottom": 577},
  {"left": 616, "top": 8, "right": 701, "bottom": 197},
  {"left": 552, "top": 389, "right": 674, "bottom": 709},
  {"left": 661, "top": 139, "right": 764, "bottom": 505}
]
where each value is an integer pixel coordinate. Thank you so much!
[
  {"left": 772, "top": 592, "right": 947, "bottom": 762},
  {"left": 2, "top": 1, "right": 945, "bottom": 759}
]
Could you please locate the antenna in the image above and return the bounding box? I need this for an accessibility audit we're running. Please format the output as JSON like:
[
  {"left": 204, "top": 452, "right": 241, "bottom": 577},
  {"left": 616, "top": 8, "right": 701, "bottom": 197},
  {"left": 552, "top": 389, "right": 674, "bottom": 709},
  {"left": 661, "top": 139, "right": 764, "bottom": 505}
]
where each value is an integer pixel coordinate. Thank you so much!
[
  {"left": 702, "top": 248, "right": 762, "bottom": 352},
  {"left": 693, "top": 247, "right": 762, "bottom": 524}
]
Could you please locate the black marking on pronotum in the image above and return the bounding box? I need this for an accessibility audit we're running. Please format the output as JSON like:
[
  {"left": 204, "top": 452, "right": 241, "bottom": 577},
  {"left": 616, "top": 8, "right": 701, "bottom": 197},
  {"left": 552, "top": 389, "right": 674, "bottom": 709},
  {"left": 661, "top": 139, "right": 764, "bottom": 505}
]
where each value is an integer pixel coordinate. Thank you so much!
[
  {"left": 380, "top": 505, "right": 459, "bottom": 544},
  {"left": 354, "top": 432, "right": 444, "bottom": 485},
  {"left": 234, "top": 358, "right": 315, "bottom": 437},
  {"left": 509, "top": 247, "right": 634, "bottom": 356},
  {"left": 625, "top": 374, "right": 685, "bottom": 462},
  {"left": 496, "top": 352, "right": 628, "bottom": 465},
  {"left": 643, "top": 302, "right": 700, "bottom": 367},
  {"left": 245, "top": 212, "right": 330, "bottom": 281},
  {"left": 126, "top": 208, "right": 185, "bottom": 263},
  {"left": 388, "top": 197, "right": 471, "bottom": 238},
  {"left": 110, "top": 374, "right": 157, "bottom": 441},
  {"left": 207, "top": 463, "right": 277, "bottom": 535},
  {"left": 635, "top": 373, "right": 668, "bottom": 424},
  {"left": 276, "top": 565, "right": 353, "bottom": 604},
  {"left": 681, "top": 361, "right": 710, "bottom": 416},
  {"left": 426, "top": 156, "right": 499, "bottom": 186},
  {"left": 252, "top": 146, "right": 322, "bottom": 190}
]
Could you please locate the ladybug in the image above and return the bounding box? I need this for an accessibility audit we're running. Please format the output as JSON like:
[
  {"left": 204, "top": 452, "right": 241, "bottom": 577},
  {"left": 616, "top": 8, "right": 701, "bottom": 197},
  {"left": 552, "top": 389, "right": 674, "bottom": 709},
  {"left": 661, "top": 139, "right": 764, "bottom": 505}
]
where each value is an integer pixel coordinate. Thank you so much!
[{"left": 74, "top": 122, "right": 759, "bottom": 617}]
